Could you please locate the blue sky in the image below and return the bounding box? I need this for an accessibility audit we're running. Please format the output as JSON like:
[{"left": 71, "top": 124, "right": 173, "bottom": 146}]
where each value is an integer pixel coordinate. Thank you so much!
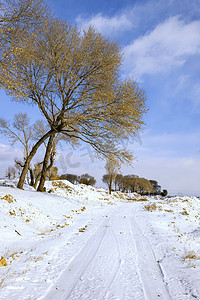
[{"left": 0, "top": 0, "right": 200, "bottom": 195}]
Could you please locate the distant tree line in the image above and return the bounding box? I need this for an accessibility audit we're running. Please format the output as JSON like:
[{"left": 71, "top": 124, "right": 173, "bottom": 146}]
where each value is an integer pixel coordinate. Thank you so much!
[
  {"left": 5, "top": 164, "right": 167, "bottom": 196},
  {"left": 102, "top": 173, "right": 167, "bottom": 196},
  {"left": 5, "top": 166, "right": 96, "bottom": 187},
  {"left": 57, "top": 172, "right": 167, "bottom": 196},
  {"left": 60, "top": 173, "right": 96, "bottom": 186}
]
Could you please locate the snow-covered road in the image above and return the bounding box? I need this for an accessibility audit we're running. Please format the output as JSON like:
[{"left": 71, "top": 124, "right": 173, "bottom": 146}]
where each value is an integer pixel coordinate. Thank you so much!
[{"left": 43, "top": 205, "right": 171, "bottom": 300}]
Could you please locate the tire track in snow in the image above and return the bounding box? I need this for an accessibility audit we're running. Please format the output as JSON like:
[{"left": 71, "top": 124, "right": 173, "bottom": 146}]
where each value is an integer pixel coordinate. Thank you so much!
[
  {"left": 42, "top": 216, "right": 110, "bottom": 300},
  {"left": 103, "top": 207, "right": 144, "bottom": 300},
  {"left": 130, "top": 205, "right": 171, "bottom": 300},
  {"left": 68, "top": 217, "right": 123, "bottom": 300},
  {"left": 43, "top": 204, "right": 169, "bottom": 300},
  {"left": 97, "top": 227, "right": 122, "bottom": 299}
]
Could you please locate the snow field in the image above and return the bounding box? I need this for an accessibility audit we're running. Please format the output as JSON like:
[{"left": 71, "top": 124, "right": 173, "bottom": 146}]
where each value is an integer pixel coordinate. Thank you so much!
[
  {"left": 137, "top": 196, "right": 200, "bottom": 299},
  {"left": 0, "top": 180, "right": 200, "bottom": 299}
]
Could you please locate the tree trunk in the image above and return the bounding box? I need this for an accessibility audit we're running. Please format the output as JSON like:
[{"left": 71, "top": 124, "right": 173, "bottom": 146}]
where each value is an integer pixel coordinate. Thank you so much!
[
  {"left": 29, "top": 167, "right": 34, "bottom": 186},
  {"left": 33, "top": 172, "right": 41, "bottom": 189},
  {"left": 37, "top": 134, "right": 55, "bottom": 192},
  {"left": 17, "top": 130, "right": 54, "bottom": 189},
  {"left": 109, "top": 177, "right": 112, "bottom": 194},
  {"left": 34, "top": 155, "right": 54, "bottom": 189}
]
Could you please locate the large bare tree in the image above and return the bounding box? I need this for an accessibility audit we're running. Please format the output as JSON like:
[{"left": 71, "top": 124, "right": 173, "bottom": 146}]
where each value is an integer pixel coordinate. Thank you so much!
[{"left": 1, "top": 18, "right": 147, "bottom": 190}]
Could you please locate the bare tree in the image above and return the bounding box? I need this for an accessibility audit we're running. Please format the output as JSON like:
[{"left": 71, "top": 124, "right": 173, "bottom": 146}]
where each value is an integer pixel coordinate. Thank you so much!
[
  {"left": 1, "top": 18, "right": 147, "bottom": 190},
  {"left": 0, "top": 113, "right": 34, "bottom": 183},
  {"left": 0, "top": 113, "right": 57, "bottom": 186},
  {"left": 0, "top": 112, "right": 46, "bottom": 161},
  {"left": 104, "top": 155, "right": 120, "bottom": 194},
  {"left": 5, "top": 166, "right": 16, "bottom": 179},
  {"left": 0, "top": 113, "right": 33, "bottom": 159},
  {"left": 14, "top": 159, "right": 22, "bottom": 177}
]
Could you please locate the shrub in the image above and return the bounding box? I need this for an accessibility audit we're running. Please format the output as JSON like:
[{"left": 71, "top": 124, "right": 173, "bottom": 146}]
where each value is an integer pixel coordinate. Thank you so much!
[{"left": 161, "top": 189, "right": 168, "bottom": 197}]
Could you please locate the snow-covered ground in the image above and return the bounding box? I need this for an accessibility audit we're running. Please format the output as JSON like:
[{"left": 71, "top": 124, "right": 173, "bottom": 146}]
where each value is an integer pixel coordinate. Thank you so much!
[{"left": 0, "top": 179, "right": 200, "bottom": 299}]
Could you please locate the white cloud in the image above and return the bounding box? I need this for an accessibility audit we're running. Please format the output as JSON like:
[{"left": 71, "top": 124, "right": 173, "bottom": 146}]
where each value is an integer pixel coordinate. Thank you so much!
[
  {"left": 76, "top": 13, "right": 133, "bottom": 35},
  {"left": 123, "top": 16, "right": 200, "bottom": 77}
]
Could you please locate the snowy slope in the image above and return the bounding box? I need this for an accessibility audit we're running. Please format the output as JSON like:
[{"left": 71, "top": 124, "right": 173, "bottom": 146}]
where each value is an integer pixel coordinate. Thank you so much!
[{"left": 0, "top": 180, "right": 200, "bottom": 299}]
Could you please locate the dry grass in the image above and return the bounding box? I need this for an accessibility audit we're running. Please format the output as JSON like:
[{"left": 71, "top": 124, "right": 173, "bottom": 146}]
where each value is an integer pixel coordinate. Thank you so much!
[
  {"left": 144, "top": 202, "right": 157, "bottom": 211},
  {"left": 63, "top": 215, "right": 71, "bottom": 219},
  {"left": 181, "top": 208, "right": 189, "bottom": 216},
  {"left": 184, "top": 250, "right": 200, "bottom": 260},
  {"left": 0, "top": 194, "right": 16, "bottom": 203},
  {"left": 79, "top": 225, "right": 88, "bottom": 232},
  {"left": 128, "top": 197, "right": 148, "bottom": 202},
  {"left": 9, "top": 210, "right": 16, "bottom": 216},
  {"left": 0, "top": 257, "right": 7, "bottom": 268},
  {"left": 52, "top": 181, "right": 73, "bottom": 191},
  {"left": 0, "top": 276, "right": 7, "bottom": 288}
]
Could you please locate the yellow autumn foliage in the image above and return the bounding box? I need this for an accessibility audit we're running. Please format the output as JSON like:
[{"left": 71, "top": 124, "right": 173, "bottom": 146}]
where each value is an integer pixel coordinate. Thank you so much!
[{"left": 1, "top": 6, "right": 147, "bottom": 190}]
